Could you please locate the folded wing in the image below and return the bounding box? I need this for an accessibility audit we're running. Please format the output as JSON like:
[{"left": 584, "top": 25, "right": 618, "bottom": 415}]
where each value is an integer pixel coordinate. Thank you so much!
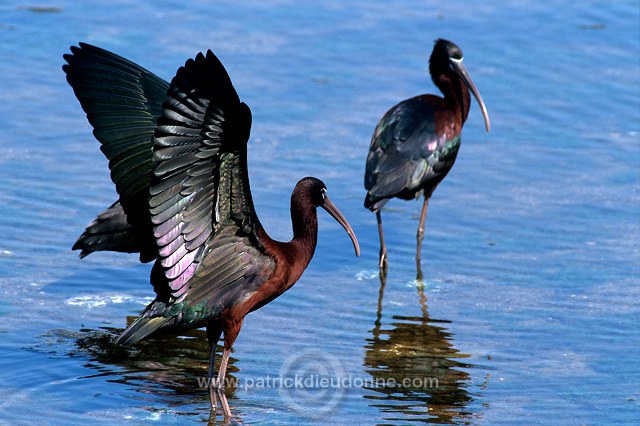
[{"left": 364, "top": 95, "right": 459, "bottom": 209}]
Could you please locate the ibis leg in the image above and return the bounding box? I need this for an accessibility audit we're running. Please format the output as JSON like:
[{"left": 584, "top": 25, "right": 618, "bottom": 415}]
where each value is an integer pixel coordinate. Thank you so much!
[
  {"left": 215, "top": 348, "right": 232, "bottom": 418},
  {"left": 214, "top": 320, "right": 243, "bottom": 419},
  {"left": 206, "top": 326, "right": 223, "bottom": 419},
  {"left": 416, "top": 196, "right": 430, "bottom": 279},
  {"left": 376, "top": 210, "right": 388, "bottom": 273},
  {"left": 375, "top": 267, "right": 387, "bottom": 327},
  {"left": 208, "top": 344, "right": 218, "bottom": 412}
]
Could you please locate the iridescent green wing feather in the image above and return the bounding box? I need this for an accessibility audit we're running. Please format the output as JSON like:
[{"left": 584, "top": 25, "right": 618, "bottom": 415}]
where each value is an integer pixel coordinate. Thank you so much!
[
  {"left": 364, "top": 95, "right": 460, "bottom": 208},
  {"left": 63, "top": 43, "right": 169, "bottom": 259}
]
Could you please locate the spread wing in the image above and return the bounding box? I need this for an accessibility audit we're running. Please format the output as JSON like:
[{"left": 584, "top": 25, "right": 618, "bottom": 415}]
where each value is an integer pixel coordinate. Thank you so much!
[
  {"left": 63, "top": 43, "right": 169, "bottom": 260},
  {"left": 149, "top": 50, "right": 275, "bottom": 307},
  {"left": 364, "top": 95, "right": 460, "bottom": 210}
]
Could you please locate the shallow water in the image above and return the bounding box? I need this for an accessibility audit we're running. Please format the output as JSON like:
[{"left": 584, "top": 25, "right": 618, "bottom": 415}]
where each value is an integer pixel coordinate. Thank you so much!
[{"left": 0, "top": 0, "right": 638, "bottom": 424}]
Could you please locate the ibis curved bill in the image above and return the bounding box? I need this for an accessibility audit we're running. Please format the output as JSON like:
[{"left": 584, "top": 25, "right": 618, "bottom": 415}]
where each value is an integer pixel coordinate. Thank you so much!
[
  {"left": 449, "top": 58, "right": 491, "bottom": 132},
  {"left": 322, "top": 195, "right": 361, "bottom": 256}
]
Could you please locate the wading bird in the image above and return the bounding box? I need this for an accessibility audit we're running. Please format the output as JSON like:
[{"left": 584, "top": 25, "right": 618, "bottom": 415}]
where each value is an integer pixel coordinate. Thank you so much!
[
  {"left": 364, "top": 39, "right": 490, "bottom": 277},
  {"left": 64, "top": 43, "right": 360, "bottom": 419}
]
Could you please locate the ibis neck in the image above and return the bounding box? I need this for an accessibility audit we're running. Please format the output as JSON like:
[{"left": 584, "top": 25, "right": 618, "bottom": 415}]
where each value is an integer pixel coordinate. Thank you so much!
[
  {"left": 436, "top": 73, "right": 471, "bottom": 128},
  {"left": 288, "top": 198, "right": 318, "bottom": 282}
]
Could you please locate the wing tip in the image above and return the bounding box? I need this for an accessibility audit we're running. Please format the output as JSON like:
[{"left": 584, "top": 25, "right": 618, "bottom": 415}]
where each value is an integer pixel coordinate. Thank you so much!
[{"left": 364, "top": 195, "right": 387, "bottom": 212}]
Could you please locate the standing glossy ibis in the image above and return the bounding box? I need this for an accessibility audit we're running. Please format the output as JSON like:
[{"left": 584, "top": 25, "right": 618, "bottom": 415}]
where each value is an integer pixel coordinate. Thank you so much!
[
  {"left": 364, "top": 39, "right": 490, "bottom": 277},
  {"left": 63, "top": 43, "right": 360, "bottom": 418}
]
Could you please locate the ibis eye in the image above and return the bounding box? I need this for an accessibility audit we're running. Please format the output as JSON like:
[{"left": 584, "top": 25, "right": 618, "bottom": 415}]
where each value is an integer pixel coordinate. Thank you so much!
[
  {"left": 320, "top": 188, "right": 327, "bottom": 200},
  {"left": 449, "top": 55, "right": 464, "bottom": 72}
]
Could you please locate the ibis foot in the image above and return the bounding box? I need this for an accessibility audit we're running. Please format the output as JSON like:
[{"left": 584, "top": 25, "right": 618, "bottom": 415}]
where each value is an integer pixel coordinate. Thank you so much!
[{"left": 208, "top": 379, "right": 231, "bottom": 420}]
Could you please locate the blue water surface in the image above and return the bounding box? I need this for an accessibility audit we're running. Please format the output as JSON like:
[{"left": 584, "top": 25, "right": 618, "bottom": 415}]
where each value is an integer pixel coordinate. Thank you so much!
[{"left": 0, "top": 1, "right": 638, "bottom": 425}]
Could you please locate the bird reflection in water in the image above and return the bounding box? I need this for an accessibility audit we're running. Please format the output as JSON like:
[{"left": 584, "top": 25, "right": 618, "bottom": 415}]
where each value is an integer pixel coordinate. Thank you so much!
[
  {"left": 363, "top": 273, "right": 476, "bottom": 423},
  {"left": 73, "top": 325, "right": 240, "bottom": 422}
]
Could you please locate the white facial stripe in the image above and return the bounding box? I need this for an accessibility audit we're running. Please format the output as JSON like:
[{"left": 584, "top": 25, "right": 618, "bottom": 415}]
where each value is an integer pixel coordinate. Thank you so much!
[
  {"left": 450, "top": 56, "right": 464, "bottom": 64},
  {"left": 320, "top": 188, "right": 327, "bottom": 199}
]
